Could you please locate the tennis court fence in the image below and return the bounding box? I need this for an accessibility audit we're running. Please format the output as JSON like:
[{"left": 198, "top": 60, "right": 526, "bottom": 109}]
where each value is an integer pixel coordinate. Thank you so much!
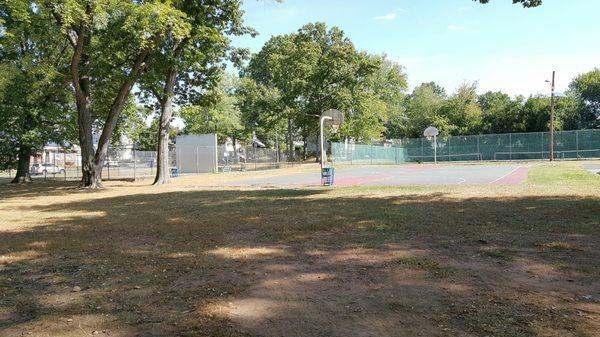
[{"left": 332, "top": 129, "right": 600, "bottom": 164}]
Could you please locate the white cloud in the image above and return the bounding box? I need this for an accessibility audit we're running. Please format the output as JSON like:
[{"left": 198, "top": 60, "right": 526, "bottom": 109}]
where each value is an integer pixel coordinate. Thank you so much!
[
  {"left": 373, "top": 8, "right": 406, "bottom": 21},
  {"left": 447, "top": 24, "right": 466, "bottom": 32},
  {"left": 374, "top": 12, "right": 397, "bottom": 21}
]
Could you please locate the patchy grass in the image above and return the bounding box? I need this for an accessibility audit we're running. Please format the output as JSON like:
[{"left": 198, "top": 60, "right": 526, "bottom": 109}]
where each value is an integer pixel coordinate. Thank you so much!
[
  {"left": 0, "top": 161, "right": 599, "bottom": 337},
  {"left": 480, "top": 249, "right": 514, "bottom": 261}
]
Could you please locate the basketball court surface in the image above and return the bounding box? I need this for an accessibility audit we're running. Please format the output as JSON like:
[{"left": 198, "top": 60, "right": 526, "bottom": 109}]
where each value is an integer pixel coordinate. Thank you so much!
[
  {"left": 585, "top": 163, "right": 600, "bottom": 175},
  {"left": 204, "top": 164, "right": 530, "bottom": 187}
]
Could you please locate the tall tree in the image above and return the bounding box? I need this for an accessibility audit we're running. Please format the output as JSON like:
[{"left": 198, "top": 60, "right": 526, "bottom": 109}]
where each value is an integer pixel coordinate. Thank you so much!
[
  {"left": 180, "top": 74, "right": 244, "bottom": 142},
  {"left": 0, "top": 1, "right": 74, "bottom": 183},
  {"left": 439, "top": 82, "right": 483, "bottom": 135},
  {"left": 46, "top": 1, "right": 189, "bottom": 188},
  {"left": 569, "top": 69, "right": 600, "bottom": 129},
  {"left": 245, "top": 23, "right": 379, "bottom": 154},
  {"left": 140, "top": 0, "right": 251, "bottom": 185},
  {"left": 401, "top": 82, "right": 447, "bottom": 138},
  {"left": 479, "top": 91, "right": 526, "bottom": 133},
  {"left": 521, "top": 95, "right": 578, "bottom": 132}
]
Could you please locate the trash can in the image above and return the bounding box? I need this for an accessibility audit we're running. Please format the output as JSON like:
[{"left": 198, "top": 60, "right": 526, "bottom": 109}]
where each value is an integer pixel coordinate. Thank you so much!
[
  {"left": 321, "top": 167, "right": 335, "bottom": 186},
  {"left": 170, "top": 167, "right": 179, "bottom": 178}
]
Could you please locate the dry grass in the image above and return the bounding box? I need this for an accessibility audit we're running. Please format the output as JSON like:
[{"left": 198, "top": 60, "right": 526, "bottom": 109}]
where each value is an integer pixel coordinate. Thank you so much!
[{"left": 0, "top": 161, "right": 599, "bottom": 337}]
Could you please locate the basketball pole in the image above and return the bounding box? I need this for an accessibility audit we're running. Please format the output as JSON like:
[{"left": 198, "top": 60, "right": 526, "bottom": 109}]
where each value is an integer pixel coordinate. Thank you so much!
[
  {"left": 434, "top": 134, "right": 437, "bottom": 164},
  {"left": 549, "top": 70, "right": 555, "bottom": 162},
  {"left": 319, "top": 115, "right": 332, "bottom": 169}
]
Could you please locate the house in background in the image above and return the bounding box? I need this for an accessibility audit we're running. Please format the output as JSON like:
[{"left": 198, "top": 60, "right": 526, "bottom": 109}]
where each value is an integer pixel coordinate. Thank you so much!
[{"left": 30, "top": 142, "right": 81, "bottom": 168}]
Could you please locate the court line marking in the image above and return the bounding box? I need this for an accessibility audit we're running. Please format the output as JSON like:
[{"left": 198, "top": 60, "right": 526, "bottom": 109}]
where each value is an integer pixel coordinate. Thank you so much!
[
  {"left": 489, "top": 166, "right": 521, "bottom": 184},
  {"left": 457, "top": 178, "right": 467, "bottom": 184}
]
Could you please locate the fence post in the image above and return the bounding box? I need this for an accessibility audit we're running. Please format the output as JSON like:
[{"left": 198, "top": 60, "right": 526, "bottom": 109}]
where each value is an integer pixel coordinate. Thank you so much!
[
  {"left": 576, "top": 130, "right": 579, "bottom": 158},
  {"left": 448, "top": 136, "right": 451, "bottom": 161},
  {"left": 477, "top": 135, "right": 480, "bottom": 160},
  {"left": 541, "top": 132, "right": 544, "bottom": 160},
  {"left": 63, "top": 151, "right": 67, "bottom": 181},
  {"left": 370, "top": 145, "right": 373, "bottom": 165},
  {"left": 133, "top": 146, "right": 137, "bottom": 181},
  {"left": 196, "top": 146, "right": 199, "bottom": 174},
  {"left": 509, "top": 133, "right": 512, "bottom": 160}
]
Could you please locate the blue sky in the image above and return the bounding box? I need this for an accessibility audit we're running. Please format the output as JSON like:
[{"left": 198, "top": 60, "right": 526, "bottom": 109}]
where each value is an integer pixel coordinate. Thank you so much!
[{"left": 231, "top": 0, "right": 600, "bottom": 97}]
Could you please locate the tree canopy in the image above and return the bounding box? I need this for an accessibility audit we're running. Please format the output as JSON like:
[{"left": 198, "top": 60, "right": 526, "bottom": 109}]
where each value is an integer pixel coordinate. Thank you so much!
[{"left": 476, "top": 0, "right": 542, "bottom": 7}]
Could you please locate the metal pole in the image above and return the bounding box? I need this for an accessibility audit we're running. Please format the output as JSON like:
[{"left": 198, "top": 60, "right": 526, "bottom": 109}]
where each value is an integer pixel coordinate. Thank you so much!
[
  {"left": 133, "top": 145, "right": 137, "bottom": 181},
  {"left": 509, "top": 133, "right": 512, "bottom": 160},
  {"left": 448, "top": 136, "right": 451, "bottom": 161},
  {"left": 53, "top": 150, "right": 57, "bottom": 179},
  {"left": 275, "top": 133, "right": 280, "bottom": 163},
  {"left": 319, "top": 115, "right": 332, "bottom": 169},
  {"left": 576, "top": 130, "right": 579, "bottom": 158},
  {"left": 63, "top": 151, "right": 67, "bottom": 181},
  {"left": 196, "top": 146, "right": 199, "bottom": 174},
  {"left": 550, "top": 70, "right": 556, "bottom": 161},
  {"left": 434, "top": 134, "right": 437, "bottom": 164},
  {"left": 541, "top": 132, "right": 544, "bottom": 159},
  {"left": 477, "top": 135, "right": 480, "bottom": 160}
]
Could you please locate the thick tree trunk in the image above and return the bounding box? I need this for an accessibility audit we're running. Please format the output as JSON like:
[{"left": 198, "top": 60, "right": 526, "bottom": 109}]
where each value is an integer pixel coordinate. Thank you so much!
[
  {"left": 11, "top": 146, "right": 32, "bottom": 183},
  {"left": 69, "top": 29, "right": 98, "bottom": 188},
  {"left": 153, "top": 67, "right": 179, "bottom": 186},
  {"left": 61, "top": 6, "right": 151, "bottom": 188},
  {"left": 153, "top": 98, "right": 173, "bottom": 185}
]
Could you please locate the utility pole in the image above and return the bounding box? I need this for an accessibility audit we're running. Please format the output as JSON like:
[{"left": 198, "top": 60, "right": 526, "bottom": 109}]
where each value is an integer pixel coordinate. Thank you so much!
[{"left": 549, "top": 70, "right": 556, "bottom": 161}]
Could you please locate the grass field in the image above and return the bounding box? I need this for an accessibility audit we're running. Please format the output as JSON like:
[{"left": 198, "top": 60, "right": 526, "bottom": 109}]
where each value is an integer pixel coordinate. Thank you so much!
[{"left": 1, "top": 161, "right": 599, "bottom": 337}]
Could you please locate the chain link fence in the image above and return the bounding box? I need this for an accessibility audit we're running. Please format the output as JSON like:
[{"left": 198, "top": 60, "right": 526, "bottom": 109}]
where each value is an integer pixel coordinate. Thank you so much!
[
  {"left": 333, "top": 129, "right": 600, "bottom": 164},
  {"left": 3, "top": 143, "right": 295, "bottom": 182},
  {"left": 217, "top": 146, "right": 294, "bottom": 172}
]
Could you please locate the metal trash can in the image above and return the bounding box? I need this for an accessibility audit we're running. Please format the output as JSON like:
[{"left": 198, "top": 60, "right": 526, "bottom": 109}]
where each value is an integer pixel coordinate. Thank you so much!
[
  {"left": 170, "top": 167, "right": 179, "bottom": 178},
  {"left": 321, "top": 167, "right": 335, "bottom": 186}
]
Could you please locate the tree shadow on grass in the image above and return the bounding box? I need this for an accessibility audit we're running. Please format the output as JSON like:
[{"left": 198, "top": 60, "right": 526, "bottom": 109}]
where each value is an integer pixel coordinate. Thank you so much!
[{"left": 0, "top": 187, "right": 599, "bottom": 336}]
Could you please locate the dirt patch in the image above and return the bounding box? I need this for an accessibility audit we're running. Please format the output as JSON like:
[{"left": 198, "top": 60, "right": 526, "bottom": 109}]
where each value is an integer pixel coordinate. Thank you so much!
[{"left": 0, "top": 162, "right": 599, "bottom": 336}]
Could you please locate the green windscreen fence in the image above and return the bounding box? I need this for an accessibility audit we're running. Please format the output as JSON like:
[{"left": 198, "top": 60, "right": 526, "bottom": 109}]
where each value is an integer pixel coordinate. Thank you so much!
[{"left": 332, "top": 129, "right": 600, "bottom": 164}]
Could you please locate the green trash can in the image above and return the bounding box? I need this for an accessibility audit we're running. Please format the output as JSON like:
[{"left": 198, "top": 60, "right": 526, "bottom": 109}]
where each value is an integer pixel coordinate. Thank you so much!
[{"left": 321, "top": 167, "right": 335, "bottom": 186}]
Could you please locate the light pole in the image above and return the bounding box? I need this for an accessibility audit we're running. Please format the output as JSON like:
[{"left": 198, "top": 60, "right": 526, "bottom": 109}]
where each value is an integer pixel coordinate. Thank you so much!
[{"left": 546, "top": 71, "right": 556, "bottom": 161}]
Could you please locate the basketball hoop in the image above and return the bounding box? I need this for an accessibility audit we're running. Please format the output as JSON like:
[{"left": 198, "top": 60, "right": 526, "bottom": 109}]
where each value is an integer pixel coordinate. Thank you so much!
[
  {"left": 423, "top": 126, "right": 439, "bottom": 138},
  {"left": 319, "top": 109, "right": 344, "bottom": 170},
  {"left": 423, "top": 126, "right": 439, "bottom": 164},
  {"left": 322, "top": 109, "right": 344, "bottom": 128}
]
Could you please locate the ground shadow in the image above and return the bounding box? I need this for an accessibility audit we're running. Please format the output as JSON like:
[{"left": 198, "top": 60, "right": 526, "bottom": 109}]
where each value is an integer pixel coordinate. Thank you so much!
[{"left": 0, "top": 186, "right": 599, "bottom": 336}]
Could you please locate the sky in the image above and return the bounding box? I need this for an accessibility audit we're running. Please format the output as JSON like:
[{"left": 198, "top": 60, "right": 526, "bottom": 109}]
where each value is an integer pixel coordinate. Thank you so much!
[{"left": 230, "top": 0, "right": 600, "bottom": 97}]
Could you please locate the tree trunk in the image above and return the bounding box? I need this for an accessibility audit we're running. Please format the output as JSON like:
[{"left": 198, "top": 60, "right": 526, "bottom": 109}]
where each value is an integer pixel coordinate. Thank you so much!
[
  {"left": 287, "top": 118, "right": 293, "bottom": 161},
  {"left": 153, "top": 67, "right": 179, "bottom": 186},
  {"left": 302, "top": 136, "right": 307, "bottom": 160},
  {"left": 11, "top": 145, "right": 32, "bottom": 183},
  {"left": 92, "top": 49, "right": 151, "bottom": 187},
  {"left": 153, "top": 98, "right": 173, "bottom": 185},
  {"left": 70, "top": 29, "right": 98, "bottom": 188}
]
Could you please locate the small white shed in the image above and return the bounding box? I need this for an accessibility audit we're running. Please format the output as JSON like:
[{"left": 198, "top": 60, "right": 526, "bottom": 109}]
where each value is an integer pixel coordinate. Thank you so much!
[{"left": 175, "top": 134, "right": 218, "bottom": 173}]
